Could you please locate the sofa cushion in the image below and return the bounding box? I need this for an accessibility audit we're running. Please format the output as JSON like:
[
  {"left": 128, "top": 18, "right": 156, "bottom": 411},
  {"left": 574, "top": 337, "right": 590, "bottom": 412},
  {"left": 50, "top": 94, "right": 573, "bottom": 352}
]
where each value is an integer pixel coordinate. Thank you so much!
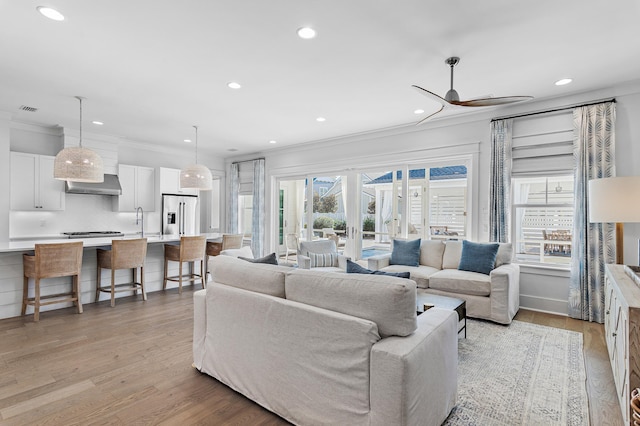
[
  {"left": 420, "top": 240, "right": 445, "bottom": 269},
  {"left": 442, "top": 241, "right": 463, "bottom": 269},
  {"left": 309, "top": 252, "right": 338, "bottom": 268},
  {"left": 390, "top": 238, "right": 421, "bottom": 267},
  {"left": 429, "top": 269, "right": 491, "bottom": 296},
  {"left": 285, "top": 269, "right": 417, "bottom": 338},
  {"left": 494, "top": 243, "right": 513, "bottom": 267},
  {"left": 209, "top": 255, "right": 288, "bottom": 298},
  {"left": 346, "top": 259, "right": 410, "bottom": 278},
  {"left": 458, "top": 240, "right": 500, "bottom": 275},
  {"left": 220, "top": 246, "right": 254, "bottom": 258},
  {"left": 238, "top": 252, "right": 278, "bottom": 265},
  {"left": 380, "top": 265, "right": 440, "bottom": 289}
]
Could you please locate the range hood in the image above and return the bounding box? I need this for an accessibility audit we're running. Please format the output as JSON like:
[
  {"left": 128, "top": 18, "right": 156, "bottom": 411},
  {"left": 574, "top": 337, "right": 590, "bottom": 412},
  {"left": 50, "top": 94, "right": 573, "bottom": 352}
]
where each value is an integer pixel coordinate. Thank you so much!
[{"left": 65, "top": 174, "right": 122, "bottom": 196}]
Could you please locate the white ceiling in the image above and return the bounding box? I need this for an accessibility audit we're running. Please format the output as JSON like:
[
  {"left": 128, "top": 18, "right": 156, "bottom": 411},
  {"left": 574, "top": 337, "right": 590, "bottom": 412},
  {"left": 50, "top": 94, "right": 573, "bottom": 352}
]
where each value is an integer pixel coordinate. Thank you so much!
[{"left": 1, "top": 1, "right": 639, "bottom": 158}]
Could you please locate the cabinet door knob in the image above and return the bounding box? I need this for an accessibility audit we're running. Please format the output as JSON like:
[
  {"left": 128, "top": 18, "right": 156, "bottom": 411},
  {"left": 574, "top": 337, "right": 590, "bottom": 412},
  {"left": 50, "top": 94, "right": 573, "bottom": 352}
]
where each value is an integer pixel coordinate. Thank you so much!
[
  {"left": 606, "top": 310, "right": 610, "bottom": 315},
  {"left": 612, "top": 332, "right": 617, "bottom": 337}
]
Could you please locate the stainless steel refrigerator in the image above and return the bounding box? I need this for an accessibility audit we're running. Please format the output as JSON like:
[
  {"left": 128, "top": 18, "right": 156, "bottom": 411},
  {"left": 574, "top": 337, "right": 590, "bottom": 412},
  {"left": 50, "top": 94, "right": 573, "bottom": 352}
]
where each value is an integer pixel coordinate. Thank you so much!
[{"left": 162, "top": 194, "right": 199, "bottom": 235}]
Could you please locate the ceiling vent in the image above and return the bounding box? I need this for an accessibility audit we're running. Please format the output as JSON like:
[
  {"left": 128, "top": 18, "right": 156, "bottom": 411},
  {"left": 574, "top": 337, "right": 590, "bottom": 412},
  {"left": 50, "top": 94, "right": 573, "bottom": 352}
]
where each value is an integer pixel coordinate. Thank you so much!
[{"left": 19, "top": 105, "right": 38, "bottom": 112}]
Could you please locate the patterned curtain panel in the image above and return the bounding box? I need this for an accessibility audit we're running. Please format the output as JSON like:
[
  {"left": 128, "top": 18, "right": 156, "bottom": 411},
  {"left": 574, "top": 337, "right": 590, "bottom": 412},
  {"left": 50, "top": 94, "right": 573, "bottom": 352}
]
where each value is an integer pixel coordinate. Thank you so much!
[
  {"left": 251, "top": 158, "right": 265, "bottom": 257},
  {"left": 489, "top": 119, "right": 513, "bottom": 242},
  {"left": 568, "top": 102, "right": 616, "bottom": 323},
  {"left": 228, "top": 162, "right": 239, "bottom": 234}
]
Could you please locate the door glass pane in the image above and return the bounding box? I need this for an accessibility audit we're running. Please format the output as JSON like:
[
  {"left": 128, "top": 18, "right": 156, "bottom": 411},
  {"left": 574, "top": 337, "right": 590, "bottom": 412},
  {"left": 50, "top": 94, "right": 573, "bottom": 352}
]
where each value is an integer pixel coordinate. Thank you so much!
[
  {"left": 428, "top": 166, "right": 467, "bottom": 240},
  {"left": 361, "top": 170, "right": 398, "bottom": 258},
  {"left": 311, "top": 176, "right": 345, "bottom": 251}
]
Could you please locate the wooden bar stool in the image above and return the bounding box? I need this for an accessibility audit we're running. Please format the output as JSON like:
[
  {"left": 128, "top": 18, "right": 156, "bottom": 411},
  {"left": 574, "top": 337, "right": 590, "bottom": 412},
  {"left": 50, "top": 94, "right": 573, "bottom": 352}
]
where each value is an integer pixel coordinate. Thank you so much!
[
  {"left": 96, "top": 238, "right": 148, "bottom": 307},
  {"left": 205, "top": 233, "right": 243, "bottom": 277},
  {"left": 22, "top": 241, "right": 84, "bottom": 322},
  {"left": 163, "top": 235, "right": 206, "bottom": 294}
]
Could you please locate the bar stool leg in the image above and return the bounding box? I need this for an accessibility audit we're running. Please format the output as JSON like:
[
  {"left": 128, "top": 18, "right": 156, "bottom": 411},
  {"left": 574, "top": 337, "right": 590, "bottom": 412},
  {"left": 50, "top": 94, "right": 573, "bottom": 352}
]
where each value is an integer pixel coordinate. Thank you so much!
[
  {"left": 95, "top": 266, "right": 102, "bottom": 303},
  {"left": 22, "top": 276, "right": 28, "bottom": 316},
  {"left": 34, "top": 278, "right": 41, "bottom": 322},
  {"left": 140, "top": 266, "right": 147, "bottom": 301},
  {"left": 74, "top": 274, "right": 83, "bottom": 314},
  {"left": 133, "top": 268, "right": 138, "bottom": 296},
  {"left": 163, "top": 257, "right": 168, "bottom": 290},
  {"left": 200, "top": 259, "right": 206, "bottom": 288},
  {"left": 110, "top": 269, "right": 116, "bottom": 308},
  {"left": 178, "top": 261, "right": 183, "bottom": 294}
]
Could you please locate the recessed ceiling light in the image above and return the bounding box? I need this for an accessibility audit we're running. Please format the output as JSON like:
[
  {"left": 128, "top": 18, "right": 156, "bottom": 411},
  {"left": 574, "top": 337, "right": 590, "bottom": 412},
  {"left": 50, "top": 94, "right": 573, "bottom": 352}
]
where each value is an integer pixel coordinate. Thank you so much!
[
  {"left": 555, "top": 78, "right": 573, "bottom": 86},
  {"left": 184, "top": 139, "right": 192, "bottom": 143},
  {"left": 92, "top": 121, "right": 104, "bottom": 126},
  {"left": 414, "top": 109, "right": 425, "bottom": 114},
  {"left": 228, "top": 148, "right": 238, "bottom": 152},
  {"left": 297, "top": 27, "right": 316, "bottom": 39},
  {"left": 37, "top": 6, "right": 64, "bottom": 21},
  {"left": 227, "top": 82, "right": 242, "bottom": 89},
  {"left": 316, "top": 117, "right": 326, "bottom": 122},
  {"left": 269, "top": 140, "right": 277, "bottom": 144}
]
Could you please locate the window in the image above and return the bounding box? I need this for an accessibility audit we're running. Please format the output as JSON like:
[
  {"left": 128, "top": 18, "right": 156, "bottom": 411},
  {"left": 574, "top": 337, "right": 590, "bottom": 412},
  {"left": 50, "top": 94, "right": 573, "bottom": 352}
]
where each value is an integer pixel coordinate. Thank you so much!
[
  {"left": 512, "top": 176, "right": 574, "bottom": 266},
  {"left": 238, "top": 194, "right": 253, "bottom": 237}
]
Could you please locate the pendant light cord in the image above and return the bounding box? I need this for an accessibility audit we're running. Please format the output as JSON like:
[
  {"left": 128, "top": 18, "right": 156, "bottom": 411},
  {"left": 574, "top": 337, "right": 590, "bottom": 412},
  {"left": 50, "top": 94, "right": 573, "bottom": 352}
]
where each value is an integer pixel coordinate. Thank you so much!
[
  {"left": 193, "top": 125, "right": 199, "bottom": 164},
  {"left": 75, "top": 96, "right": 84, "bottom": 148}
]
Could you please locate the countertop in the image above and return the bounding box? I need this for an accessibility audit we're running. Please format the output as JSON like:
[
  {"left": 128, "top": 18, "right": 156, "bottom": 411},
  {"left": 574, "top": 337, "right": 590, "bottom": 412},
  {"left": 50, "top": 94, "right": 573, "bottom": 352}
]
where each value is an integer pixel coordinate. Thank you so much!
[{"left": 0, "top": 233, "right": 223, "bottom": 253}]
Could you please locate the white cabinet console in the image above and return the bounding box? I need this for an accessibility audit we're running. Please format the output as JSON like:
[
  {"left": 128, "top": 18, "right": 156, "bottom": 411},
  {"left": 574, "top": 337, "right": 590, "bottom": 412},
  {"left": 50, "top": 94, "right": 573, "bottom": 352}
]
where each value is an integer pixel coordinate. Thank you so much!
[{"left": 604, "top": 264, "right": 640, "bottom": 425}]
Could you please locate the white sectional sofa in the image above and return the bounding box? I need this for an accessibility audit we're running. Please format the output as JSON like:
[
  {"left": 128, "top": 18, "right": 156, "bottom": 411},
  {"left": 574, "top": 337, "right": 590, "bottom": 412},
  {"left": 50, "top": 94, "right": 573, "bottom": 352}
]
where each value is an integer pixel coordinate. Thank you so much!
[
  {"left": 368, "top": 240, "right": 520, "bottom": 324},
  {"left": 194, "top": 255, "right": 458, "bottom": 426}
]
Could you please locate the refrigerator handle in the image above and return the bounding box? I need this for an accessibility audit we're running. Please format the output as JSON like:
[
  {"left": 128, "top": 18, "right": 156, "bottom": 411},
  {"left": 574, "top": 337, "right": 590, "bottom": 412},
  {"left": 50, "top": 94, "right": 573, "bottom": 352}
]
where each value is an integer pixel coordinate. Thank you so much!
[
  {"left": 181, "top": 202, "right": 186, "bottom": 234},
  {"left": 180, "top": 202, "right": 184, "bottom": 234}
]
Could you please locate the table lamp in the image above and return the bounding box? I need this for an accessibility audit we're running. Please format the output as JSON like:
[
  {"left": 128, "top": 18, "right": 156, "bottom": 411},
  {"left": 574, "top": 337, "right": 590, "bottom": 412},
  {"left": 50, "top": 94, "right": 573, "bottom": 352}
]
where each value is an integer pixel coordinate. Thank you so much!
[{"left": 588, "top": 176, "right": 640, "bottom": 265}]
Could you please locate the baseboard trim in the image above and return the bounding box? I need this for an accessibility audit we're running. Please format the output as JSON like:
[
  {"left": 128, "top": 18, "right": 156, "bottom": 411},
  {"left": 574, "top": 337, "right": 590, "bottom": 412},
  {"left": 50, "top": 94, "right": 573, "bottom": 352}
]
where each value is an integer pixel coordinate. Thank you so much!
[{"left": 519, "top": 294, "right": 568, "bottom": 316}]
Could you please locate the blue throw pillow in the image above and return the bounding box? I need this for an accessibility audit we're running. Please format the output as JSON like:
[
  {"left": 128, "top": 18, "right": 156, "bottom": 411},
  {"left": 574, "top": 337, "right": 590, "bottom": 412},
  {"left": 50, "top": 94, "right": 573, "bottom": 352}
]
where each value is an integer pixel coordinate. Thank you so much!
[
  {"left": 346, "top": 260, "right": 410, "bottom": 278},
  {"left": 458, "top": 240, "right": 500, "bottom": 275},
  {"left": 390, "top": 239, "right": 421, "bottom": 267},
  {"left": 238, "top": 252, "right": 278, "bottom": 265}
]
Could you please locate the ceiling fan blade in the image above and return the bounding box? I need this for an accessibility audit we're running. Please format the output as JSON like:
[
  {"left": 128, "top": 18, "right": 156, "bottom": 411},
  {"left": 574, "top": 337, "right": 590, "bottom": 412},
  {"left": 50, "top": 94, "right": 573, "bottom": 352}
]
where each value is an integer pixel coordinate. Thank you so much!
[
  {"left": 452, "top": 95, "right": 533, "bottom": 107},
  {"left": 412, "top": 85, "right": 451, "bottom": 105},
  {"left": 416, "top": 104, "right": 445, "bottom": 125}
]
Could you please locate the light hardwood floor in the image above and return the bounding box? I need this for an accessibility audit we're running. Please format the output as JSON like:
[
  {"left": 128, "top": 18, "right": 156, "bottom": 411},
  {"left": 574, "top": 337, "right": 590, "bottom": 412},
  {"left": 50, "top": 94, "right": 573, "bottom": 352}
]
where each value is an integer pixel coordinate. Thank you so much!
[{"left": 0, "top": 287, "right": 624, "bottom": 425}]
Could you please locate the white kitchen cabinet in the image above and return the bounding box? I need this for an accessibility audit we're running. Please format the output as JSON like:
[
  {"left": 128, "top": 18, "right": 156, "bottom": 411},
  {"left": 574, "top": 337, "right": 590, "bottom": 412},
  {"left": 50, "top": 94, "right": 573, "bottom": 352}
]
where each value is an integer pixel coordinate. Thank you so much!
[
  {"left": 159, "top": 167, "right": 198, "bottom": 196},
  {"left": 10, "top": 152, "right": 65, "bottom": 211},
  {"left": 113, "top": 164, "right": 156, "bottom": 211}
]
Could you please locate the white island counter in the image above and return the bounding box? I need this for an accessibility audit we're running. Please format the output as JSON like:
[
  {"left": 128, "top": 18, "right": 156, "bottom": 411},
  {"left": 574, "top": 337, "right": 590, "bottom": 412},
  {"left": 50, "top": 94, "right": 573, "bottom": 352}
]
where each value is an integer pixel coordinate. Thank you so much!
[{"left": 0, "top": 233, "right": 223, "bottom": 320}]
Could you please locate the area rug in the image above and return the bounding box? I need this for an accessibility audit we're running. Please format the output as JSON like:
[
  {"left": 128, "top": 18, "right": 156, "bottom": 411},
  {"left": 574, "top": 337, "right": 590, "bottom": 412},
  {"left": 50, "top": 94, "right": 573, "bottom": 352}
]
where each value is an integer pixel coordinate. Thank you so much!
[{"left": 444, "top": 319, "right": 589, "bottom": 426}]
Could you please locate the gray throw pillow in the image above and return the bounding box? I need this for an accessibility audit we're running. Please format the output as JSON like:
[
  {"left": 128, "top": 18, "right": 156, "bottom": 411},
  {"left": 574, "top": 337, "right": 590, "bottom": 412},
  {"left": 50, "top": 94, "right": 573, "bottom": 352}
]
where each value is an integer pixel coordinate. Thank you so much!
[
  {"left": 390, "top": 238, "right": 421, "bottom": 267},
  {"left": 458, "top": 241, "right": 499, "bottom": 275},
  {"left": 238, "top": 252, "right": 278, "bottom": 265}
]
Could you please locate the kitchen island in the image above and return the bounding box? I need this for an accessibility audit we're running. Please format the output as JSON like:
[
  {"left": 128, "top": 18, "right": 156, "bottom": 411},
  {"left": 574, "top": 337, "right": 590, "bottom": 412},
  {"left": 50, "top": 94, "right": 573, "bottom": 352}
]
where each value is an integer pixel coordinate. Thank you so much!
[{"left": 0, "top": 233, "right": 222, "bottom": 320}]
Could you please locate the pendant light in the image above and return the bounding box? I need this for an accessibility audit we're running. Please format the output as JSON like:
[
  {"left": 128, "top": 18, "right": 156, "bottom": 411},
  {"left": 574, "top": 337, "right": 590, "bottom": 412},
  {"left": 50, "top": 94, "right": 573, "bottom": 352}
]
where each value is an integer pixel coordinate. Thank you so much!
[
  {"left": 180, "top": 125, "right": 212, "bottom": 190},
  {"left": 54, "top": 96, "right": 104, "bottom": 182}
]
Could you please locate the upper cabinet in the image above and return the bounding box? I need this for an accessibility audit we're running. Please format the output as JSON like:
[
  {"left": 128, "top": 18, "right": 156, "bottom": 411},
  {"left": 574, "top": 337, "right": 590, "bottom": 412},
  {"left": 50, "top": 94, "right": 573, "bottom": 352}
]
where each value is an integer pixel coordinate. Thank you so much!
[
  {"left": 159, "top": 167, "right": 198, "bottom": 196},
  {"left": 10, "top": 152, "right": 65, "bottom": 211},
  {"left": 113, "top": 164, "right": 156, "bottom": 211}
]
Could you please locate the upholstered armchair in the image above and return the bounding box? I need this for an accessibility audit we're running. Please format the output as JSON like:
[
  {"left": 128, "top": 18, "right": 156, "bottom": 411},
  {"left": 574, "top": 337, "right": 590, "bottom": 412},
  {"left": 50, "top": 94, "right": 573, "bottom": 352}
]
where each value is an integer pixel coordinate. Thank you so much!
[{"left": 297, "top": 240, "right": 349, "bottom": 272}]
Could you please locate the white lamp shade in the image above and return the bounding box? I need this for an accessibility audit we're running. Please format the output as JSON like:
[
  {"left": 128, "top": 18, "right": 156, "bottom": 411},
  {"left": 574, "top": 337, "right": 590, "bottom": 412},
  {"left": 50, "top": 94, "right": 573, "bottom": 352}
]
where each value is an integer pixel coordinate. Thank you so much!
[
  {"left": 180, "top": 163, "right": 212, "bottom": 190},
  {"left": 53, "top": 146, "right": 104, "bottom": 183},
  {"left": 588, "top": 176, "right": 640, "bottom": 223}
]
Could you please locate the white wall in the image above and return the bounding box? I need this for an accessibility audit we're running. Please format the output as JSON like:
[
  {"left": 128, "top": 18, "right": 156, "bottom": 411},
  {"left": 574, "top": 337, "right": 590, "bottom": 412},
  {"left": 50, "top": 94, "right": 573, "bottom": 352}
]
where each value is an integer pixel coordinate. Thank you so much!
[{"left": 228, "top": 82, "right": 640, "bottom": 316}]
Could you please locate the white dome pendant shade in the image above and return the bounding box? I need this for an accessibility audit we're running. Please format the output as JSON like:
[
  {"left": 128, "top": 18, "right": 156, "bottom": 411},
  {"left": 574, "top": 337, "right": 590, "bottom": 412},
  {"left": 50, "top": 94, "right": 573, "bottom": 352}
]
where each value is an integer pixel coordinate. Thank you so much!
[
  {"left": 180, "top": 125, "right": 212, "bottom": 191},
  {"left": 54, "top": 96, "right": 104, "bottom": 183}
]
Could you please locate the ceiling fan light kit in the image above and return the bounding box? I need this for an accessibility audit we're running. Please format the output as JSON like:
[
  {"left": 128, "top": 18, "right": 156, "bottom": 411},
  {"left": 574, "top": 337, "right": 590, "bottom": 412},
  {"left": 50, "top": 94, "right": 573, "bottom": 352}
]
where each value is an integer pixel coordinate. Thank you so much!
[{"left": 412, "top": 56, "right": 533, "bottom": 124}]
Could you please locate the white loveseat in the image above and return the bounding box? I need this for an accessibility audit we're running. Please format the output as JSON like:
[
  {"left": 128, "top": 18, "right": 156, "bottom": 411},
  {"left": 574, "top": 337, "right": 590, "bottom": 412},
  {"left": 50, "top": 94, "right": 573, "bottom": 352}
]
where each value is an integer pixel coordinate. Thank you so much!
[
  {"left": 368, "top": 240, "right": 519, "bottom": 324},
  {"left": 194, "top": 255, "right": 458, "bottom": 426}
]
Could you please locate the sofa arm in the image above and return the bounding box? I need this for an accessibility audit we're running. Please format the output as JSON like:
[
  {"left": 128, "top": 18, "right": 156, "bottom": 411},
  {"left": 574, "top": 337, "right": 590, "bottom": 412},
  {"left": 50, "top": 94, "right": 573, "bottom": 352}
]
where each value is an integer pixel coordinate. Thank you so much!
[
  {"left": 337, "top": 255, "right": 351, "bottom": 270},
  {"left": 193, "top": 289, "right": 207, "bottom": 370},
  {"left": 489, "top": 263, "right": 520, "bottom": 324},
  {"left": 297, "top": 254, "right": 311, "bottom": 269},
  {"left": 370, "top": 307, "right": 458, "bottom": 426},
  {"left": 368, "top": 254, "right": 391, "bottom": 271}
]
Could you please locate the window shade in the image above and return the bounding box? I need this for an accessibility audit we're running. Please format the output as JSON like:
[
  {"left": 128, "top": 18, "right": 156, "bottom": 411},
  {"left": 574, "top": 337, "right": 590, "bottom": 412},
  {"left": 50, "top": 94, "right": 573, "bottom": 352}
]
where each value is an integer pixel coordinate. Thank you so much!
[
  {"left": 511, "top": 111, "right": 574, "bottom": 176},
  {"left": 238, "top": 162, "right": 254, "bottom": 195}
]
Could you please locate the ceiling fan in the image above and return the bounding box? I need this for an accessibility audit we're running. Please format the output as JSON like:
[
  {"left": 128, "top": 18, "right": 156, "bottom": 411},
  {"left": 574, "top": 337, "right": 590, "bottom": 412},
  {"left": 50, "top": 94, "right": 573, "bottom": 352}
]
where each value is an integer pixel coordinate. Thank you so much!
[{"left": 412, "top": 56, "right": 533, "bottom": 124}]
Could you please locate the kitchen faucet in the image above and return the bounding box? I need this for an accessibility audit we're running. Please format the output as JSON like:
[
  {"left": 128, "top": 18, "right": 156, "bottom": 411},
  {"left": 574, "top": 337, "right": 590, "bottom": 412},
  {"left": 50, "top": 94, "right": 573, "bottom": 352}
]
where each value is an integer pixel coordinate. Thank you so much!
[{"left": 136, "top": 206, "right": 144, "bottom": 237}]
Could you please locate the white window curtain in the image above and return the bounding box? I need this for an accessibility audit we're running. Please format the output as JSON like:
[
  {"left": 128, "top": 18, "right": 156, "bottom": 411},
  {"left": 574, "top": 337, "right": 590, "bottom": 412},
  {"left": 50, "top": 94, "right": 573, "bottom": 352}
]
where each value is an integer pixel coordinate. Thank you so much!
[
  {"left": 489, "top": 119, "right": 513, "bottom": 242},
  {"left": 568, "top": 101, "right": 616, "bottom": 323},
  {"left": 228, "top": 162, "right": 239, "bottom": 233},
  {"left": 251, "top": 158, "right": 265, "bottom": 257}
]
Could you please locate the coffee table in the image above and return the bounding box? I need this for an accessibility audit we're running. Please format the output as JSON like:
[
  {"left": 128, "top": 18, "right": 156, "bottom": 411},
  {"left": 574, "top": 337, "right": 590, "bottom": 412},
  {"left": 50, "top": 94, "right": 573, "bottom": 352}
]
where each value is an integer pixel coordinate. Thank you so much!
[{"left": 417, "top": 293, "right": 466, "bottom": 338}]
